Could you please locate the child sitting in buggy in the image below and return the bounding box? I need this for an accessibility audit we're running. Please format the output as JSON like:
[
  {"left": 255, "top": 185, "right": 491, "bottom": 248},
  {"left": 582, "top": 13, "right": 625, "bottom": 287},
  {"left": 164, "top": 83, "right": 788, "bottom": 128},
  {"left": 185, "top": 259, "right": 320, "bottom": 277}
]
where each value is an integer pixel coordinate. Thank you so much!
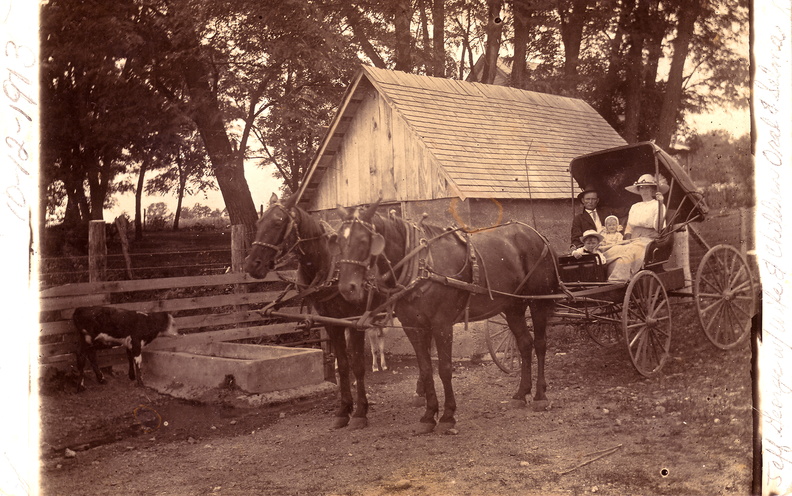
[{"left": 571, "top": 230, "right": 606, "bottom": 264}]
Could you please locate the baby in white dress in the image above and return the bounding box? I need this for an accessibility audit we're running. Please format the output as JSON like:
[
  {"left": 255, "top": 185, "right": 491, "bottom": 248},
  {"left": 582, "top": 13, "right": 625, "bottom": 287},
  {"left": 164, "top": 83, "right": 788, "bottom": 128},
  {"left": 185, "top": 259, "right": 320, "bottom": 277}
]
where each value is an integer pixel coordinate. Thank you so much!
[{"left": 599, "top": 215, "right": 624, "bottom": 248}]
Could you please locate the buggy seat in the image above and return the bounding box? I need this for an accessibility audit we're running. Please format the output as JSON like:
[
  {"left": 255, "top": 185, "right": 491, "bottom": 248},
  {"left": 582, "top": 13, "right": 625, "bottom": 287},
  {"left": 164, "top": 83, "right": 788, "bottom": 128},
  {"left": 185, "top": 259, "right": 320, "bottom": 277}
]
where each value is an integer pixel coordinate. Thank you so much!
[{"left": 558, "top": 253, "right": 607, "bottom": 283}]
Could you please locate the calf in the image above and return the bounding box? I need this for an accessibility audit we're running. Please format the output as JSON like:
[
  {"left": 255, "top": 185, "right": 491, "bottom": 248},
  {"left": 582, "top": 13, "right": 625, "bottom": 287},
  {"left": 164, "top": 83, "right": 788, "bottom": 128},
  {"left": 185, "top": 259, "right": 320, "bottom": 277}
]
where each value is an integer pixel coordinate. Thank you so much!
[
  {"left": 72, "top": 306, "right": 178, "bottom": 392},
  {"left": 366, "top": 327, "right": 388, "bottom": 372}
]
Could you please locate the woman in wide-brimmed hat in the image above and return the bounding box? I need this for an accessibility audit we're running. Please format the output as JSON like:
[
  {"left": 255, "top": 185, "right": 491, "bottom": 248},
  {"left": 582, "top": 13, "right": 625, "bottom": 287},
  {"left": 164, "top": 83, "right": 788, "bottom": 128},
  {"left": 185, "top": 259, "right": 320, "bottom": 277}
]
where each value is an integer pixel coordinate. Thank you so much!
[{"left": 602, "top": 173, "right": 668, "bottom": 282}]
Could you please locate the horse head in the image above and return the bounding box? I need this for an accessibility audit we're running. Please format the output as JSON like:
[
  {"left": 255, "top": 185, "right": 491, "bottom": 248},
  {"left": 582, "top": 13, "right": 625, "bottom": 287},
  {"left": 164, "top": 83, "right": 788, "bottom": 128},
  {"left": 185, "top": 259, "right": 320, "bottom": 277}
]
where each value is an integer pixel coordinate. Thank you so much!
[
  {"left": 244, "top": 192, "right": 298, "bottom": 279},
  {"left": 335, "top": 199, "right": 384, "bottom": 303}
]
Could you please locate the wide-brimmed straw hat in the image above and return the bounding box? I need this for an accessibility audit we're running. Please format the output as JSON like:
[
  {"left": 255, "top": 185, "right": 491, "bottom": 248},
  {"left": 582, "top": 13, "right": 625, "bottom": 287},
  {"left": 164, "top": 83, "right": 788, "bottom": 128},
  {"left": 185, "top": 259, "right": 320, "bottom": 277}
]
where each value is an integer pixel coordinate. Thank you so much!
[
  {"left": 580, "top": 229, "right": 604, "bottom": 243},
  {"left": 625, "top": 174, "right": 669, "bottom": 195}
]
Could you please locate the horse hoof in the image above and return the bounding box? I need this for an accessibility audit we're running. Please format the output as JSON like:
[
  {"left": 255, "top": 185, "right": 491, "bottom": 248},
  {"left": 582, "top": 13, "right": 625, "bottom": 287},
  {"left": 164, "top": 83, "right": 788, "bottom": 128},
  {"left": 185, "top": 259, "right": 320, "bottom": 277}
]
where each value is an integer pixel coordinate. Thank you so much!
[
  {"left": 509, "top": 399, "right": 527, "bottom": 409},
  {"left": 411, "top": 395, "right": 425, "bottom": 407},
  {"left": 413, "top": 422, "right": 435, "bottom": 435},
  {"left": 332, "top": 416, "right": 350, "bottom": 429},
  {"left": 532, "top": 399, "right": 551, "bottom": 412},
  {"left": 436, "top": 422, "right": 456, "bottom": 435},
  {"left": 348, "top": 417, "right": 368, "bottom": 430}
]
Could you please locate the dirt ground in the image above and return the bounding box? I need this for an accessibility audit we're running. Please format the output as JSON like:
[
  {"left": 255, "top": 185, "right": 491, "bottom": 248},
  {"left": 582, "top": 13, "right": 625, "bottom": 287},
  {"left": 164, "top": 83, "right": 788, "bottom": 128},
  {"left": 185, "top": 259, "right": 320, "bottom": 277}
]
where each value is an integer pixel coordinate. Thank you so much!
[{"left": 39, "top": 302, "right": 754, "bottom": 496}]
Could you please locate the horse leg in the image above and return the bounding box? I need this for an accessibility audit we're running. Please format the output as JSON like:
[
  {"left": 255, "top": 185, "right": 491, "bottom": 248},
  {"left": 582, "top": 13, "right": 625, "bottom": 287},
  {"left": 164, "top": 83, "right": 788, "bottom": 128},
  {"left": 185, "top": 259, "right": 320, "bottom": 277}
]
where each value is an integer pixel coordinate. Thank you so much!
[
  {"left": 411, "top": 334, "right": 430, "bottom": 407},
  {"left": 434, "top": 325, "right": 457, "bottom": 434},
  {"left": 529, "top": 300, "right": 552, "bottom": 411},
  {"left": 403, "top": 327, "right": 438, "bottom": 434},
  {"left": 327, "top": 326, "right": 354, "bottom": 428},
  {"left": 504, "top": 305, "right": 534, "bottom": 408},
  {"left": 346, "top": 328, "right": 369, "bottom": 429}
]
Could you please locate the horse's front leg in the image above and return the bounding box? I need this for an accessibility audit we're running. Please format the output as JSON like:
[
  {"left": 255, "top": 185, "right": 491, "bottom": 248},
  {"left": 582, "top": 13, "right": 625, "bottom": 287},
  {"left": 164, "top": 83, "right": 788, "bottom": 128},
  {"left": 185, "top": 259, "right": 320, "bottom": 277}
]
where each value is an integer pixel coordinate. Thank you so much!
[
  {"left": 328, "top": 326, "right": 354, "bottom": 428},
  {"left": 346, "top": 328, "right": 369, "bottom": 429},
  {"left": 403, "top": 327, "right": 438, "bottom": 434},
  {"left": 434, "top": 324, "right": 457, "bottom": 433}
]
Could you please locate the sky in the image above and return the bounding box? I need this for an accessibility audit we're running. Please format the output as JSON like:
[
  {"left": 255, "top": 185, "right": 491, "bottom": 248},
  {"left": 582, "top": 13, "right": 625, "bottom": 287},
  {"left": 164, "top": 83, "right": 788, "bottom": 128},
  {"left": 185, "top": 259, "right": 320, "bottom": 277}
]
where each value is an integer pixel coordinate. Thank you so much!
[{"left": 105, "top": 160, "right": 283, "bottom": 221}]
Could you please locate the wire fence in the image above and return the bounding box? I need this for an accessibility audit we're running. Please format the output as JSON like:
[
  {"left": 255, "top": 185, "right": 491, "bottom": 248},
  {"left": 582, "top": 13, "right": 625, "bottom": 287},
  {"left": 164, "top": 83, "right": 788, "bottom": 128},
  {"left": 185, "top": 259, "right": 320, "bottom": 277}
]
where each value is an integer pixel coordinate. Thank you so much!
[{"left": 39, "top": 247, "right": 234, "bottom": 288}]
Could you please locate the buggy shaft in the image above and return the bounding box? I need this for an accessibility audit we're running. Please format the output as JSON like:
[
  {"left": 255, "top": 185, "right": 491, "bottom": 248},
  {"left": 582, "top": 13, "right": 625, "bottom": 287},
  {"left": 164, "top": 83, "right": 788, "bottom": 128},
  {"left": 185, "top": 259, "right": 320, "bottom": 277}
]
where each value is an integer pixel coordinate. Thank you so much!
[{"left": 264, "top": 310, "right": 367, "bottom": 330}]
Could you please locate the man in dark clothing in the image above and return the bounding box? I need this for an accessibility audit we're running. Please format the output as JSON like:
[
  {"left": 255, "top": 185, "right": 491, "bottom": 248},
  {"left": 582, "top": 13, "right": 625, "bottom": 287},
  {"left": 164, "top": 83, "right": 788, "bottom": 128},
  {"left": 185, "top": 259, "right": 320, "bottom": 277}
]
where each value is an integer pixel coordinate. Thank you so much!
[{"left": 570, "top": 188, "right": 610, "bottom": 250}]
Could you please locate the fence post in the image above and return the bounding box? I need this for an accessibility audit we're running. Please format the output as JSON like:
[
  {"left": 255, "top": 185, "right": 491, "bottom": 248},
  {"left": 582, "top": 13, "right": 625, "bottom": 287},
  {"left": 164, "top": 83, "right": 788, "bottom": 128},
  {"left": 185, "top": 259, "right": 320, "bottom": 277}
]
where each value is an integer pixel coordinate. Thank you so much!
[
  {"left": 114, "top": 216, "right": 134, "bottom": 279},
  {"left": 231, "top": 225, "right": 247, "bottom": 329},
  {"left": 231, "top": 225, "right": 246, "bottom": 273},
  {"left": 88, "top": 220, "right": 107, "bottom": 282},
  {"left": 739, "top": 207, "right": 748, "bottom": 258},
  {"left": 672, "top": 229, "right": 691, "bottom": 288}
]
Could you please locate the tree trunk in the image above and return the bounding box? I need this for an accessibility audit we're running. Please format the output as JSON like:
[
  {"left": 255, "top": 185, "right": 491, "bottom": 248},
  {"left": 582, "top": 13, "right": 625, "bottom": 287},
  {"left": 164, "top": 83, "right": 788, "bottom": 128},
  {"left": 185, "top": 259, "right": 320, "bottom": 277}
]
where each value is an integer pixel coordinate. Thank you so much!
[
  {"left": 596, "top": 10, "right": 627, "bottom": 125},
  {"left": 510, "top": 0, "right": 531, "bottom": 88},
  {"left": 655, "top": 4, "right": 698, "bottom": 149},
  {"left": 432, "top": 0, "right": 445, "bottom": 77},
  {"left": 558, "top": 0, "right": 589, "bottom": 91},
  {"left": 172, "top": 157, "right": 186, "bottom": 231},
  {"left": 419, "top": 0, "right": 432, "bottom": 73},
  {"left": 641, "top": 0, "right": 665, "bottom": 139},
  {"left": 342, "top": 3, "right": 387, "bottom": 68},
  {"left": 134, "top": 160, "right": 147, "bottom": 241},
  {"left": 481, "top": 0, "right": 504, "bottom": 85},
  {"left": 393, "top": 0, "right": 412, "bottom": 71},
  {"left": 85, "top": 157, "right": 107, "bottom": 221},
  {"left": 180, "top": 53, "right": 258, "bottom": 238},
  {"left": 623, "top": 0, "right": 648, "bottom": 143}
]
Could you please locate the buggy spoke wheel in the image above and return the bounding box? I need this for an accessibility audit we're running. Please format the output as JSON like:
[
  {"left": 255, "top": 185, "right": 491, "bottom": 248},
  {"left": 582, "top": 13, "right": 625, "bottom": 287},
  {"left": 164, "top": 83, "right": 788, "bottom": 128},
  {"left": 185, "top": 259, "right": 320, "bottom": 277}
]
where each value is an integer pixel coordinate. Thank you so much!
[
  {"left": 586, "top": 303, "right": 622, "bottom": 348},
  {"left": 623, "top": 271, "right": 672, "bottom": 378},
  {"left": 695, "top": 245, "right": 756, "bottom": 350},
  {"left": 485, "top": 313, "right": 523, "bottom": 374}
]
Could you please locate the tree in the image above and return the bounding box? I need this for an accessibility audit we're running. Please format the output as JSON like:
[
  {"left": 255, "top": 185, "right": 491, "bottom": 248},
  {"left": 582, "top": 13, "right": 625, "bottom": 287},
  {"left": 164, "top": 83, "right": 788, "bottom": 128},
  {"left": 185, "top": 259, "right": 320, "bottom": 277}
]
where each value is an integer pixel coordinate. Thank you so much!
[
  {"left": 40, "top": 0, "right": 160, "bottom": 225},
  {"left": 144, "top": 130, "right": 215, "bottom": 231},
  {"left": 481, "top": 0, "right": 504, "bottom": 84}
]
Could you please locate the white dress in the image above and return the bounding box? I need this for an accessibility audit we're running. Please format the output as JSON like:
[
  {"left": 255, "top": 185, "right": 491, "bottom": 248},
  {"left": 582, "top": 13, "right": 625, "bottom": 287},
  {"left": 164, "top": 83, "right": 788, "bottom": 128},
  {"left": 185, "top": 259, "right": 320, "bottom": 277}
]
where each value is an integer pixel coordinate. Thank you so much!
[{"left": 601, "top": 200, "right": 664, "bottom": 282}]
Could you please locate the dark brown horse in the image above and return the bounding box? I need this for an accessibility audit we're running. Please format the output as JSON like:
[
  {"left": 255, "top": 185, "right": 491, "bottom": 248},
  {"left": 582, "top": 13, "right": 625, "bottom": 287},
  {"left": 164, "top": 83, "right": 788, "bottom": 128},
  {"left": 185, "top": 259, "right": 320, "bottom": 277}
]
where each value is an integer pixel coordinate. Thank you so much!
[
  {"left": 334, "top": 201, "right": 559, "bottom": 434},
  {"left": 244, "top": 193, "right": 375, "bottom": 429}
]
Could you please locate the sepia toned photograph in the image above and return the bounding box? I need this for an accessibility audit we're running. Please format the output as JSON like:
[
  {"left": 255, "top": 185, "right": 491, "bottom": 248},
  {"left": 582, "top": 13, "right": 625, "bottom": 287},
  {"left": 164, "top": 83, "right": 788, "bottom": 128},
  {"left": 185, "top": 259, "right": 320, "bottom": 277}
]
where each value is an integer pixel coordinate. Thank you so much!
[{"left": 4, "top": 0, "right": 784, "bottom": 494}]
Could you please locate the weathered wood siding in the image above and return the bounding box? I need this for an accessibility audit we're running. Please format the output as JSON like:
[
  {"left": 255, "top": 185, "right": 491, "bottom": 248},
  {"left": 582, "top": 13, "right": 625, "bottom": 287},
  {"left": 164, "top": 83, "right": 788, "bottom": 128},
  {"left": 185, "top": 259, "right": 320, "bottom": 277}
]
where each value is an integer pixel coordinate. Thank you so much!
[{"left": 311, "top": 82, "right": 455, "bottom": 210}]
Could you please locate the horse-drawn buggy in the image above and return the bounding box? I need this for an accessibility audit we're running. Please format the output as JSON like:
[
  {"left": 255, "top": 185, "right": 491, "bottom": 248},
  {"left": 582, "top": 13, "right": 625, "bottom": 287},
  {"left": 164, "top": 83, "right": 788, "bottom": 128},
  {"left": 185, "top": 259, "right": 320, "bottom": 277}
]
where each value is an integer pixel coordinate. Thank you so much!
[
  {"left": 485, "top": 141, "right": 756, "bottom": 378},
  {"left": 245, "top": 141, "right": 756, "bottom": 434}
]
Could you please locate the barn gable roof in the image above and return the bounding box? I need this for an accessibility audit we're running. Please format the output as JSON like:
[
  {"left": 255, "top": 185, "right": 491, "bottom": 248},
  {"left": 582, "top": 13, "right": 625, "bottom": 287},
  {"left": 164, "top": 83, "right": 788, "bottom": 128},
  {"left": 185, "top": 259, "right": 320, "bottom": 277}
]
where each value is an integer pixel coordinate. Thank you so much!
[{"left": 296, "top": 65, "right": 625, "bottom": 207}]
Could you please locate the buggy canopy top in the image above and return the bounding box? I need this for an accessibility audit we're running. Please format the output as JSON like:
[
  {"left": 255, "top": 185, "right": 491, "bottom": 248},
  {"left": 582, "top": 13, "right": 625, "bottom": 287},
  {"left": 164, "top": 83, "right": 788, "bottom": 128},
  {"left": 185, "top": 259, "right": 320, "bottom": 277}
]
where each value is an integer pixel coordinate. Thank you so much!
[{"left": 569, "top": 141, "right": 708, "bottom": 225}]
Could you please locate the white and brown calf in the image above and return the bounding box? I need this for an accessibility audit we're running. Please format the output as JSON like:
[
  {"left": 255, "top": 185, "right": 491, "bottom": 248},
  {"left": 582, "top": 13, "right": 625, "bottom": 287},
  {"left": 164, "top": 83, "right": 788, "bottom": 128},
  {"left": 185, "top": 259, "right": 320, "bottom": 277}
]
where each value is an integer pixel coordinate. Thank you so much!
[{"left": 72, "top": 306, "right": 178, "bottom": 392}]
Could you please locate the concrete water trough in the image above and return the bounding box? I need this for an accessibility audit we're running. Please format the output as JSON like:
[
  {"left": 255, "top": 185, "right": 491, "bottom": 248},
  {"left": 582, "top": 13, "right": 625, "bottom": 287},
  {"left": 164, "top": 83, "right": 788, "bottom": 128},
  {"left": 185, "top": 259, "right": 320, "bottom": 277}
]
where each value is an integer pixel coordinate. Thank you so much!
[{"left": 142, "top": 341, "right": 325, "bottom": 397}]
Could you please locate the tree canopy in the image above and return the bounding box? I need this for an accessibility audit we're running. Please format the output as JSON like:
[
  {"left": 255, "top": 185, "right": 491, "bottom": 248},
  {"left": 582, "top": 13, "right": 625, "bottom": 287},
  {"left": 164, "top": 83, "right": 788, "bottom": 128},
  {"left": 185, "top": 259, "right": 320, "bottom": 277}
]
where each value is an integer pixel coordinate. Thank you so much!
[{"left": 40, "top": 0, "right": 751, "bottom": 237}]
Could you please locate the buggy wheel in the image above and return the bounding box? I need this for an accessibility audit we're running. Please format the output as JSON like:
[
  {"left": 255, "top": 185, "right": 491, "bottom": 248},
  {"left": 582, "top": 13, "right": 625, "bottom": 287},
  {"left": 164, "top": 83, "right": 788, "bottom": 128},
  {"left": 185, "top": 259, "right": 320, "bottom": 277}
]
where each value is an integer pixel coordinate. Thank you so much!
[
  {"left": 623, "top": 271, "right": 672, "bottom": 378},
  {"left": 695, "top": 244, "right": 756, "bottom": 350},
  {"left": 485, "top": 313, "right": 523, "bottom": 374},
  {"left": 586, "top": 304, "right": 622, "bottom": 348}
]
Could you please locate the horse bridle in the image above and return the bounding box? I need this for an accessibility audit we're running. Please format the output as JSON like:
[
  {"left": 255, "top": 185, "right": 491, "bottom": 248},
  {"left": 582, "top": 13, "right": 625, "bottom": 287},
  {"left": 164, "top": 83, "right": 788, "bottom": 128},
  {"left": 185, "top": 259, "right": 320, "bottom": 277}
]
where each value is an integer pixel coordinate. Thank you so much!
[
  {"left": 251, "top": 202, "right": 300, "bottom": 258},
  {"left": 336, "top": 218, "right": 379, "bottom": 269}
]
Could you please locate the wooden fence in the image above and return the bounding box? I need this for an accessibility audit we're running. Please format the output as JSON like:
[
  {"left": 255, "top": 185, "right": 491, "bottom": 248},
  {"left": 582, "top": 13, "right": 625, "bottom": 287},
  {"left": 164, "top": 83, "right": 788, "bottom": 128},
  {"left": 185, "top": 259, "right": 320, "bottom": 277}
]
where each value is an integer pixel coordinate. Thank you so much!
[{"left": 39, "top": 222, "right": 330, "bottom": 378}]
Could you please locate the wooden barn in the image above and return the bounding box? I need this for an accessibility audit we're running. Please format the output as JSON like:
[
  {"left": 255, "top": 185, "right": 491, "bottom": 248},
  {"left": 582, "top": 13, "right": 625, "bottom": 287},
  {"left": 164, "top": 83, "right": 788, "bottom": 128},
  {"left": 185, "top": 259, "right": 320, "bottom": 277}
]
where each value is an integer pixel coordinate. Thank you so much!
[{"left": 296, "top": 65, "right": 626, "bottom": 253}]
